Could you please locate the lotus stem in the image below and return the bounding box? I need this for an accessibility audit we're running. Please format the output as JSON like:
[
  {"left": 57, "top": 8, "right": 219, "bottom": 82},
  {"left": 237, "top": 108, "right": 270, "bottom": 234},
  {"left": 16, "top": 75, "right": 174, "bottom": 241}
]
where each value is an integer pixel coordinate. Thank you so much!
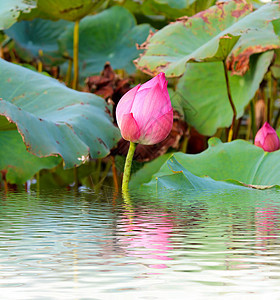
[
  {"left": 74, "top": 167, "right": 78, "bottom": 189},
  {"left": 180, "top": 135, "right": 189, "bottom": 153},
  {"left": 36, "top": 171, "right": 40, "bottom": 191},
  {"left": 223, "top": 60, "right": 236, "bottom": 142},
  {"left": 95, "top": 159, "right": 112, "bottom": 193},
  {"left": 94, "top": 159, "right": 102, "bottom": 183},
  {"left": 122, "top": 142, "right": 136, "bottom": 193},
  {"left": 72, "top": 20, "right": 79, "bottom": 90},
  {"left": 65, "top": 59, "right": 73, "bottom": 86},
  {"left": 267, "top": 71, "right": 273, "bottom": 125},
  {"left": 273, "top": 108, "right": 280, "bottom": 129},
  {"left": 111, "top": 156, "right": 119, "bottom": 192},
  {"left": 250, "top": 100, "right": 256, "bottom": 140},
  {"left": 37, "top": 49, "right": 43, "bottom": 73}
]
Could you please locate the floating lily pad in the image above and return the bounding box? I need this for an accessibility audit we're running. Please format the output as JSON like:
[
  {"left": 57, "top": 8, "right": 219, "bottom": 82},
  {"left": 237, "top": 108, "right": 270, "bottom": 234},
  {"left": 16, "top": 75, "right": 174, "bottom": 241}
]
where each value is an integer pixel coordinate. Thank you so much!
[
  {"left": 0, "top": 59, "right": 120, "bottom": 174},
  {"left": 156, "top": 157, "right": 247, "bottom": 192},
  {"left": 130, "top": 138, "right": 280, "bottom": 192},
  {"left": 172, "top": 52, "right": 273, "bottom": 136},
  {"left": 129, "top": 153, "right": 171, "bottom": 187},
  {"left": 135, "top": 1, "right": 280, "bottom": 77},
  {"left": 0, "top": 129, "right": 60, "bottom": 184},
  {"left": 59, "top": 6, "right": 152, "bottom": 78},
  {"left": 5, "top": 18, "right": 70, "bottom": 66}
]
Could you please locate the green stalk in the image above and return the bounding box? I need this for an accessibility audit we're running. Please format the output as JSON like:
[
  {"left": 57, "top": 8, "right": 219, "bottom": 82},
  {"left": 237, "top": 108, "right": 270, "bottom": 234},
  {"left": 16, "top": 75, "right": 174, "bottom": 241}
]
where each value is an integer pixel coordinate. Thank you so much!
[
  {"left": 111, "top": 156, "right": 119, "bottom": 193},
  {"left": 65, "top": 59, "right": 73, "bottom": 86},
  {"left": 37, "top": 49, "right": 43, "bottom": 73},
  {"left": 250, "top": 100, "right": 256, "bottom": 140},
  {"left": 273, "top": 108, "right": 280, "bottom": 129},
  {"left": 72, "top": 20, "right": 79, "bottom": 90},
  {"left": 180, "top": 135, "right": 189, "bottom": 153},
  {"left": 267, "top": 71, "right": 273, "bottom": 125},
  {"left": 36, "top": 171, "right": 40, "bottom": 191},
  {"left": 122, "top": 142, "right": 136, "bottom": 193},
  {"left": 74, "top": 167, "right": 78, "bottom": 189},
  {"left": 223, "top": 60, "right": 236, "bottom": 142}
]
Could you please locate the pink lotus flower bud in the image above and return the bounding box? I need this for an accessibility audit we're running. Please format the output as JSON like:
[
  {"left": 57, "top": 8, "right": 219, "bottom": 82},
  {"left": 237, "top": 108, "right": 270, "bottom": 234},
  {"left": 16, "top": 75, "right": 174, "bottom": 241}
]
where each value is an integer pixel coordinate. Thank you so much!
[
  {"left": 116, "top": 72, "right": 173, "bottom": 145},
  {"left": 254, "top": 122, "right": 280, "bottom": 152}
]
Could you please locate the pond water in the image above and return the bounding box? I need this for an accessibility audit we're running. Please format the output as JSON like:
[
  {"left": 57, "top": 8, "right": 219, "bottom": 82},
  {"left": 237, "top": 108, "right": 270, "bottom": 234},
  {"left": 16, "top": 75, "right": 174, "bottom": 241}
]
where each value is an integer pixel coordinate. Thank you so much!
[{"left": 1, "top": 187, "right": 280, "bottom": 299}]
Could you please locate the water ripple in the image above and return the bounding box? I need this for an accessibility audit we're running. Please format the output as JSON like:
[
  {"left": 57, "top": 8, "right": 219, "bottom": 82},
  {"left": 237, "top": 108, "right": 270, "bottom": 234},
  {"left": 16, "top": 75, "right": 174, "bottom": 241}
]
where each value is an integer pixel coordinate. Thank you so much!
[{"left": 0, "top": 188, "right": 280, "bottom": 299}]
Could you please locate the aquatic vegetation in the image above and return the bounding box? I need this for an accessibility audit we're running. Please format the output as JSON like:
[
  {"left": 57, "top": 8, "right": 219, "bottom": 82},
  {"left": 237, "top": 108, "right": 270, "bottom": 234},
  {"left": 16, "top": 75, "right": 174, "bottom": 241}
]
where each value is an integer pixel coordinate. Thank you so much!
[
  {"left": 255, "top": 122, "right": 280, "bottom": 152},
  {"left": 116, "top": 73, "right": 173, "bottom": 145},
  {"left": 0, "top": 0, "right": 280, "bottom": 193},
  {"left": 116, "top": 72, "right": 173, "bottom": 191}
]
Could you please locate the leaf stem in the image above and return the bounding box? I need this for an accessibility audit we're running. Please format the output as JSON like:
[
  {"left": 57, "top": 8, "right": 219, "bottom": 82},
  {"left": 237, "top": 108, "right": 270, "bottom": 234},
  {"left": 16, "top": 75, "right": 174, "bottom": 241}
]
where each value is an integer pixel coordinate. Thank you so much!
[
  {"left": 250, "top": 100, "right": 256, "bottom": 140},
  {"left": 273, "top": 109, "right": 280, "bottom": 129},
  {"left": 267, "top": 71, "right": 273, "bottom": 125},
  {"left": 122, "top": 142, "right": 136, "bottom": 193},
  {"left": 36, "top": 171, "right": 40, "bottom": 191},
  {"left": 74, "top": 167, "right": 78, "bottom": 189},
  {"left": 37, "top": 49, "right": 43, "bottom": 73},
  {"left": 111, "top": 156, "right": 119, "bottom": 192},
  {"left": 72, "top": 20, "right": 79, "bottom": 90},
  {"left": 223, "top": 60, "right": 236, "bottom": 142},
  {"left": 65, "top": 59, "right": 73, "bottom": 86}
]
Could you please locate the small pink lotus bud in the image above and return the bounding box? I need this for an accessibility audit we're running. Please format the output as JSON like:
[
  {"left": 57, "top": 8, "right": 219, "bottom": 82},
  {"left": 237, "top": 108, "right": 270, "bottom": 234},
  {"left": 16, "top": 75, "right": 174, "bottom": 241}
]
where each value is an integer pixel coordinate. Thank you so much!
[
  {"left": 116, "top": 72, "right": 173, "bottom": 145},
  {"left": 254, "top": 122, "right": 280, "bottom": 152}
]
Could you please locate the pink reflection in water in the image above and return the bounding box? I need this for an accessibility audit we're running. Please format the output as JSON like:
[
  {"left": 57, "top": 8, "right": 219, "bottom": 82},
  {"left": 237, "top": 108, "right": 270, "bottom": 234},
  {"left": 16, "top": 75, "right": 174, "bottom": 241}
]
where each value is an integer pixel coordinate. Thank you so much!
[
  {"left": 255, "top": 206, "right": 280, "bottom": 245},
  {"left": 118, "top": 210, "right": 174, "bottom": 269}
]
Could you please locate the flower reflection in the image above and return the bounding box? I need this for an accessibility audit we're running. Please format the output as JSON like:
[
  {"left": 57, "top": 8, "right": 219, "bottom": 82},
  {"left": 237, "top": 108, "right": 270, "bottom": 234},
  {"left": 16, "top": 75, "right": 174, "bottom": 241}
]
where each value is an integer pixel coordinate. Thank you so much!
[
  {"left": 255, "top": 206, "right": 280, "bottom": 244},
  {"left": 118, "top": 207, "right": 174, "bottom": 269}
]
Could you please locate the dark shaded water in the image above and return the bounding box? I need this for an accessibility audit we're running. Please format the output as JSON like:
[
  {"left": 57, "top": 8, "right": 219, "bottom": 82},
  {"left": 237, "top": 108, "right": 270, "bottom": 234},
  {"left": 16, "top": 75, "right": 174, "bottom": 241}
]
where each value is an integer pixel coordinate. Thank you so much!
[{"left": 1, "top": 187, "right": 280, "bottom": 299}]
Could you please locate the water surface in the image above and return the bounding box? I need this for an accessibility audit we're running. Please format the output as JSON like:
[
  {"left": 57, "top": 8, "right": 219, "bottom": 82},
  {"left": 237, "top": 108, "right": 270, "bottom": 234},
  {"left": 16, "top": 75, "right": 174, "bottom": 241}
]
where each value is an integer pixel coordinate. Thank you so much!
[{"left": 1, "top": 187, "right": 280, "bottom": 299}]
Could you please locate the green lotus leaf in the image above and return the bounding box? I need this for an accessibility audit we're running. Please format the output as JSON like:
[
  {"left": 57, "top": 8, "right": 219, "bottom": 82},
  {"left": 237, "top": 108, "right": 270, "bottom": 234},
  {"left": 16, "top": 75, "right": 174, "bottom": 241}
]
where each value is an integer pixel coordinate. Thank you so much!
[
  {"left": 131, "top": 138, "right": 280, "bottom": 192},
  {"left": 115, "top": 0, "right": 216, "bottom": 21},
  {"left": 271, "top": 50, "right": 280, "bottom": 79},
  {"left": 0, "top": 59, "right": 120, "bottom": 171},
  {"left": 141, "top": 0, "right": 215, "bottom": 19},
  {"left": 35, "top": 0, "right": 107, "bottom": 21},
  {"left": 0, "top": 129, "right": 61, "bottom": 185},
  {"left": 5, "top": 18, "right": 70, "bottom": 66},
  {"left": 59, "top": 6, "right": 152, "bottom": 78},
  {"left": 172, "top": 51, "right": 273, "bottom": 136},
  {"left": 0, "top": 0, "right": 36, "bottom": 30},
  {"left": 35, "top": 159, "right": 104, "bottom": 189},
  {"left": 271, "top": 20, "right": 280, "bottom": 78},
  {"left": 156, "top": 157, "right": 247, "bottom": 192},
  {"left": 129, "top": 153, "right": 171, "bottom": 188},
  {"left": 135, "top": 1, "right": 280, "bottom": 77}
]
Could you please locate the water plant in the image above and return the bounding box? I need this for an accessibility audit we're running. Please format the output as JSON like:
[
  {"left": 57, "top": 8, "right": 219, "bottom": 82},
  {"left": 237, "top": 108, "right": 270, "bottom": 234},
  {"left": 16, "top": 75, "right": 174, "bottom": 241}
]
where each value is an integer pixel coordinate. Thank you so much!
[
  {"left": 255, "top": 122, "right": 280, "bottom": 152},
  {"left": 0, "top": 0, "right": 280, "bottom": 193},
  {"left": 116, "top": 73, "right": 173, "bottom": 192}
]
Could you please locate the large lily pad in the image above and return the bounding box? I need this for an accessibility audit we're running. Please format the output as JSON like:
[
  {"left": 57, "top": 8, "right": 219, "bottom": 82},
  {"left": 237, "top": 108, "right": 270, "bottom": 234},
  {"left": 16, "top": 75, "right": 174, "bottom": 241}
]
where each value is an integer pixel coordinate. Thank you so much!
[
  {"left": 172, "top": 51, "right": 273, "bottom": 136},
  {"left": 0, "top": 0, "right": 36, "bottom": 30},
  {"left": 135, "top": 0, "right": 280, "bottom": 77},
  {"left": 155, "top": 157, "right": 247, "bottom": 192},
  {"left": 117, "top": 0, "right": 216, "bottom": 21},
  {"left": 59, "top": 6, "right": 152, "bottom": 77},
  {"left": 34, "top": 0, "right": 107, "bottom": 22},
  {"left": 5, "top": 18, "right": 70, "bottom": 66},
  {"left": 129, "top": 153, "right": 171, "bottom": 188},
  {"left": 141, "top": 0, "right": 215, "bottom": 19},
  {"left": 0, "top": 59, "right": 120, "bottom": 170},
  {"left": 130, "top": 138, "right": 280, "bottom": 192},
  {"left": 0, "top": 129, "right": 60, "bottom": 184}
]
